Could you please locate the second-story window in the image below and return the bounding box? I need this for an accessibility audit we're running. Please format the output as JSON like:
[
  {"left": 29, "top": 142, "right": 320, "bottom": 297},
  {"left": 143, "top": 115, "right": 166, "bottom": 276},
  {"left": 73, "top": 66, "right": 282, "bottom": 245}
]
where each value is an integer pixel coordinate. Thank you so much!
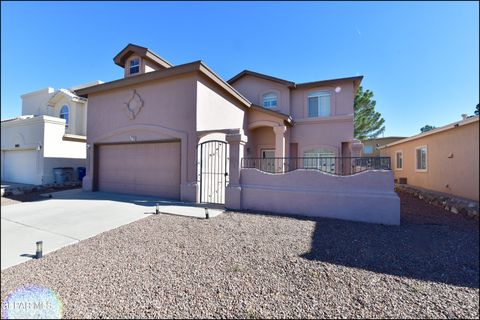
[
  {"left": 262, "top": 92, "right": 278, "bottom": 109},
  {"left": 129, "top": 58, "right": 140, "bottom": 75},
  {"left": 308, "top": 91, "right": 331, "bottom": 117},
  {"left": 60, "top": 105, "right": 69, "bottom": 127}
]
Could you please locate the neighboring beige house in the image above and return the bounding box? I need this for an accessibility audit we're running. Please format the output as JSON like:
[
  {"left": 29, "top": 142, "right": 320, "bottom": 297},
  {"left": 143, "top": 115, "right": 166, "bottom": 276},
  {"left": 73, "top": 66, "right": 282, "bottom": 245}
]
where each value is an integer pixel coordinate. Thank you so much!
[
  {"left": 1, "top": 81, "right": 101, "bottom": 185},
  {"left": 362, "top": 136, "right": 406, "bottom": 157},
  {"left": 380, "top": 115, "right": 479, "bottom": 201},
  {"left": 76, "top": 44, "right": 364, "bottom": 202}
]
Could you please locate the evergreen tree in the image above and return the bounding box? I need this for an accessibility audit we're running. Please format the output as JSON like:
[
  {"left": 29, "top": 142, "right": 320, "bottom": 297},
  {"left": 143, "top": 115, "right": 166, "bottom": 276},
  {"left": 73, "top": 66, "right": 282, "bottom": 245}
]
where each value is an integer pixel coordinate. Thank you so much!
[
  {"left": 420, "top": 125, "right": 436, "bottom": 133},
  {"left": 354, "top": 86, "right": 385, "bottom": 140}
]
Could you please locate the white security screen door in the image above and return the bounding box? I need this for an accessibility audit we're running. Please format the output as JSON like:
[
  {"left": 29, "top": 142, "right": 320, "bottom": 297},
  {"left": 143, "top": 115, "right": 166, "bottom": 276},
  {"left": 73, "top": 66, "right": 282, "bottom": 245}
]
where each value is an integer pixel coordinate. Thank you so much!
[{"left": 261, "top": 149, "right": 276, "bottom": 173}]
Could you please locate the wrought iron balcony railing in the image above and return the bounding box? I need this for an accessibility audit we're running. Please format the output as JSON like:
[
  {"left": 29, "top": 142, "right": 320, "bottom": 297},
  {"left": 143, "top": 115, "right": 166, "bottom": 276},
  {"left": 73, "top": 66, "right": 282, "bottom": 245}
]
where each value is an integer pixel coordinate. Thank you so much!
[{"left": 241, "top": 157, "right": 391, "bottom": 176}]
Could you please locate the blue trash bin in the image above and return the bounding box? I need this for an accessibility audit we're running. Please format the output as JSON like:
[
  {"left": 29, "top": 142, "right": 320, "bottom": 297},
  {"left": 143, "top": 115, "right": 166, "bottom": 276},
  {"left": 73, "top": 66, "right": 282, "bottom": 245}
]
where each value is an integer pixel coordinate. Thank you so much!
[{"left": 77, "top": 167, "right": 86, "bottom": 182}]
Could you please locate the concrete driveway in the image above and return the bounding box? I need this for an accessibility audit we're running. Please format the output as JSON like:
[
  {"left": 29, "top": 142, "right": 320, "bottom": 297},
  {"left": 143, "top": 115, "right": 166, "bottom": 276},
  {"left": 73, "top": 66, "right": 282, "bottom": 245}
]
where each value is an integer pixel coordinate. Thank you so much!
[{"left": 1, "top": 189, "right": 223, "bottom": 270}]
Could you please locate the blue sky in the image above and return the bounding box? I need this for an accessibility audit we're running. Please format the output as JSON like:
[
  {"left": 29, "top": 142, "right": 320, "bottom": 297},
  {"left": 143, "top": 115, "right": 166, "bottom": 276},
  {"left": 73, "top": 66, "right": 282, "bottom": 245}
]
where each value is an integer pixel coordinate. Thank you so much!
[{"left": 1, "top": 1, "right": 478, "bottom": 137}]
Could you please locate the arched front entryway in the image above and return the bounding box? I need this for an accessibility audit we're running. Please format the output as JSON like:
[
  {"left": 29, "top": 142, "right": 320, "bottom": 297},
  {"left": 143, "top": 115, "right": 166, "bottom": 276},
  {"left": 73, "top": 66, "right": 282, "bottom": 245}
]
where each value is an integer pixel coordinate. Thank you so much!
[{"left": 246, "top": 120, "right": 288, "bottom": 173}]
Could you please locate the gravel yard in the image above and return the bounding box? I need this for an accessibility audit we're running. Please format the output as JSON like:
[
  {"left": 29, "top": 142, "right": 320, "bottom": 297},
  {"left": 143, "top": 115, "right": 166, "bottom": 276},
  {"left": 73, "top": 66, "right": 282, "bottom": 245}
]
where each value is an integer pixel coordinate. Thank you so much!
[{"left": 1, "top": 193, "right": 478, "bottom": 319}]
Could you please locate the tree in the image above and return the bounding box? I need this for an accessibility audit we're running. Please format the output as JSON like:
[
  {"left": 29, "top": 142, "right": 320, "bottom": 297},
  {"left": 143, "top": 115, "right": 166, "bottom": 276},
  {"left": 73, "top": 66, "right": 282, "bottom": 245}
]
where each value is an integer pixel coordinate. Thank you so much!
[
  {"left": 420, "top": 125, "right": 436, "bottom": 133},
  {"left": 354, "top": 86, "right": 385, "bottom": 140},
  {"left": 475, "top": 103, "right": 479, "bottom": 116}
]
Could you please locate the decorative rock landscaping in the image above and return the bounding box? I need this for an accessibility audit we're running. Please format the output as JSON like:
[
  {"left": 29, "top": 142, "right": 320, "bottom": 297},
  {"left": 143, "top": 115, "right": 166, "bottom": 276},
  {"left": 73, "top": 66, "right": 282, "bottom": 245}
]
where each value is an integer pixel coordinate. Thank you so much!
[
  {"left": 1, "top": 181, "right": 81, "bottom": 197},
  {"left": 1, "top": 193, "right": 478, "bottom": 319},
  {"left": 395, "top": 184, "right": 479, "bottom": 220}
]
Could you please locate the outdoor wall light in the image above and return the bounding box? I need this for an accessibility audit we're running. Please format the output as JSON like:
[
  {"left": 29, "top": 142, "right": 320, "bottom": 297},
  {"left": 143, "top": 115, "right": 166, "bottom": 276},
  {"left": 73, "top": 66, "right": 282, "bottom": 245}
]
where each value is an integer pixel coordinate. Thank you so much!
[
  {"left": 335, "top": 86, "right": 342, "bottom": 93},
  {"left": 205, "top": 208, "right": 209, "bottom": 219},
  {"left": 36, "top": 241, "right": 43, "bottom": 259},
  {"left": 86, "top": 144, "right": 91, "bottom": 149},
  {"left": 36, "top": 144, "right": 42, "bottom": 151}
]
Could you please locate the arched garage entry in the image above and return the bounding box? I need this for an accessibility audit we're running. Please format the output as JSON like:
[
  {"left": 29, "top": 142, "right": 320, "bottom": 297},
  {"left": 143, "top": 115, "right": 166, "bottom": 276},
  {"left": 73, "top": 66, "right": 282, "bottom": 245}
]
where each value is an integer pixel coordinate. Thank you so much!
[{"left": 91, "top": 124, "right": 188, "bottom": 201}]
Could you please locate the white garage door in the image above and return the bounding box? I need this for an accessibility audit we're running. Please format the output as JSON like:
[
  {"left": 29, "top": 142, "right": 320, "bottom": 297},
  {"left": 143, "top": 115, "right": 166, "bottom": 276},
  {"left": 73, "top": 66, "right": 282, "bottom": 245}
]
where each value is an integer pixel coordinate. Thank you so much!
[
  {"left": 97, "top": 141, "right": 181, "bottom": 200},
  {"left": 3, "top": 150, "right": 38, "bottom": 185}
]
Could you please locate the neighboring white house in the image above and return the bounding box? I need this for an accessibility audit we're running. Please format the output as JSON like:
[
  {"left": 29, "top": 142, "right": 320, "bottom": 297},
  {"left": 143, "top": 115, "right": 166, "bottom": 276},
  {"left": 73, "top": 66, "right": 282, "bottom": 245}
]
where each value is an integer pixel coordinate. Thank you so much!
[{"left": 1, "top": 81, "right": 102, "bottom": 185}]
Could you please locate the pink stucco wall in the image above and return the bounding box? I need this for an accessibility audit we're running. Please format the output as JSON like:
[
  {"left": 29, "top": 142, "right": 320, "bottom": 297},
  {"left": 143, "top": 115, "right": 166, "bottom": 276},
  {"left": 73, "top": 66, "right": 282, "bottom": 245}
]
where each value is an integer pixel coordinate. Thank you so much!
[
  {"left": 84, "top": 74, "right": 196, "bottom": 190},
  {"left": 239, "top": 168, "right": 400, "bottom": 225},
  {"left": 246, "top": 127, "right": 275, "bottom": 157},
  {"left": 232, "top": 76, "right": 356, "bottom": 158},
  {"left": 83, "top": 72, "right": 247, "bottom": 202},
  {"left": 196, "top": 76, "right": 246, "bottom": 132},
  {"left": 232, "top": 75, "right": 291, "bottom": 114},
  {"left": 291, "top": 119, "right": 353, "bottom": 156},
  {"left": 289, "top": 80, "right": 355, "bottom": 156},
  {"left": 245, "top": 108, "right": 291, "bottom": 157},
  {"left": 290, "top": 80, "right": 355, "bottom": 119}
]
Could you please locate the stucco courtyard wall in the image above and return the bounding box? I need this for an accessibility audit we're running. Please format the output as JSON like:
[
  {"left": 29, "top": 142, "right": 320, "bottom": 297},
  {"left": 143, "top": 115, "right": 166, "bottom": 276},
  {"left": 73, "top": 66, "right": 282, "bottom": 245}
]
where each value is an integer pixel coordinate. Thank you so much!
[{"left": 237, "top": 168, "right": 400, "bottom": 225}]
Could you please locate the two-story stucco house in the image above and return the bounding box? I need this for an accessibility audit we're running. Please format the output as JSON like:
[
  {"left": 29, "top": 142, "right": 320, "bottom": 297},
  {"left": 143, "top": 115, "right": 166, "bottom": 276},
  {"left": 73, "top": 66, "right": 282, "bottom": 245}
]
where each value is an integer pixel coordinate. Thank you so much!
[
  {"left": 77, "top": 44, "right": 364, "bottom": 204},
  {"left": 1, "top": 81, "right": 101, "bottom": 185}
]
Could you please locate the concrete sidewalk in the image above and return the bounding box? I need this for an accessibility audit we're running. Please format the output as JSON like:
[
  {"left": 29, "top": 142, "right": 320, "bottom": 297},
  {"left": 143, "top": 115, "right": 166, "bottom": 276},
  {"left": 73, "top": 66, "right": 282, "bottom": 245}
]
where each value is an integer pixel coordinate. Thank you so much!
[{"left": 1, "top": 189, "right": 224, "bottom": 270}]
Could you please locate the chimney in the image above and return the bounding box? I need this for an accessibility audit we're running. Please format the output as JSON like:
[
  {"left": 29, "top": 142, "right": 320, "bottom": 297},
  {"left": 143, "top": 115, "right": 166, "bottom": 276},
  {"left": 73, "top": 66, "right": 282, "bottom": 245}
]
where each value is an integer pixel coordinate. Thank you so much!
[{"left": 461, "top": 114, "right": 468, "bottom": 120}]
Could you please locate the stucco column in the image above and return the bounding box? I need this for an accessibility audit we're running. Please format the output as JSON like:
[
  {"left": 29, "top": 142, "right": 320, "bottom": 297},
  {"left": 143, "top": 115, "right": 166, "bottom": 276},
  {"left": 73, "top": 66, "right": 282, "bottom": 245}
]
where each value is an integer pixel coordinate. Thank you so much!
[
  {"left": 225, "top": 131, "right": 248, "bottom": 210},
  {"left": 82, "top": 144, "right": 93, "bottom": 191},
  {"left": 349, "top": 139, "right": 364, "bottom": 157},
  {"left": 180, "top": 135, "right": 198, "bottom": 203},
  {"left": 273, "top": 125, "right": 287, "bottom": 173}
]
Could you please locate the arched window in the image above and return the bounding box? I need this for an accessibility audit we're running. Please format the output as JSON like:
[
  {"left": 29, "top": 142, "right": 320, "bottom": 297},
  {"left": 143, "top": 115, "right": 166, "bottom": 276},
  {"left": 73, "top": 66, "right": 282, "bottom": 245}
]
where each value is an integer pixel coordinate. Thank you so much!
[
  {"left": 59, "top": 105, "right": 69, "bottom": 126},
  {"left": 262, "top": 92, "right": 278, "bottom": 109}
]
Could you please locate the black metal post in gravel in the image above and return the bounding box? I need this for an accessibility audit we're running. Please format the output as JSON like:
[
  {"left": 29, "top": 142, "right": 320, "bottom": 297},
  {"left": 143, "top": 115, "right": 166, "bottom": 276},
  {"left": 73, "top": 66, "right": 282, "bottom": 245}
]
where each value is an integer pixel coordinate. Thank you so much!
[{"left": 35, "top": 241, "right": 43, "bottom": 259}]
